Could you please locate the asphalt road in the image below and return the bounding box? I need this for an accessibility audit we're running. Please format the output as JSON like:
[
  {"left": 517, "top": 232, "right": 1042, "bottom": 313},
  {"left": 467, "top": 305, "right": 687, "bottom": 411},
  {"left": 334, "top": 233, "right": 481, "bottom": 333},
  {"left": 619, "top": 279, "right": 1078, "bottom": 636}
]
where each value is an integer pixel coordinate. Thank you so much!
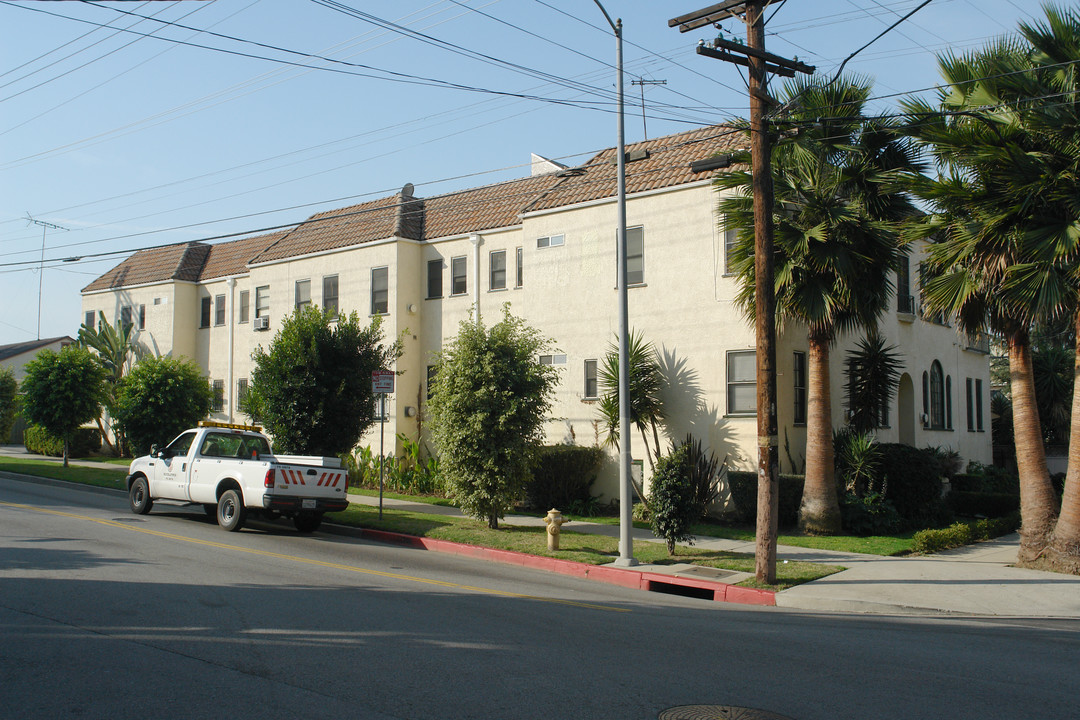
[{"left": 2, "top": 474, "right": 1078, "bottom": 720}]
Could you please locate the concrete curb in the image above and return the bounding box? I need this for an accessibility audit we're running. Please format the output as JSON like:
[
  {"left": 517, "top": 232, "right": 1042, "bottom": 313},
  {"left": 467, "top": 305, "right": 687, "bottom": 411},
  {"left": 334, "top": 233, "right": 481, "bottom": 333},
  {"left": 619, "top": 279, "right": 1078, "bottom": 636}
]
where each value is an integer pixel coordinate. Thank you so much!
[{"left": 350, "top": 526, "right": 776, "bottom": 607}]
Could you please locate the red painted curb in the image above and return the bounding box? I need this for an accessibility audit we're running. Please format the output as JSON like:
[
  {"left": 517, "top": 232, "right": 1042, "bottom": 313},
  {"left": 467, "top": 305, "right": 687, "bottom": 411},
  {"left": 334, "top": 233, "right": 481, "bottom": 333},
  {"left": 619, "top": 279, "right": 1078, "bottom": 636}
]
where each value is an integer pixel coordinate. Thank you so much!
[{"left": 352, "top": 527, "right": 776, "bottom": 606}]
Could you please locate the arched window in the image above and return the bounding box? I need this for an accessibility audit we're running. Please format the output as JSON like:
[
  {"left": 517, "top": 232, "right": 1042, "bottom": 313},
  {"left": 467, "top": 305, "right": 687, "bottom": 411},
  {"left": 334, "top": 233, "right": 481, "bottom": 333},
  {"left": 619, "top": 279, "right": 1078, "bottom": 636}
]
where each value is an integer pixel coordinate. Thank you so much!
[
  {"left": 922, "top": 371, "right": 930, "bottom": 425},
  {"left": 930, "top": 361, "right": 945, "bottom": 429}
]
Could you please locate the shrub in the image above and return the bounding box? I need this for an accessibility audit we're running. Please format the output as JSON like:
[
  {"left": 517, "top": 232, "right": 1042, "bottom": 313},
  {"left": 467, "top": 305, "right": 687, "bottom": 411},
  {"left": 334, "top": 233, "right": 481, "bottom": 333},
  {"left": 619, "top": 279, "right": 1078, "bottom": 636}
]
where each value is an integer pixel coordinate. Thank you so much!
[
  {"left": 524, "top": 444, "right": 603, "bottom": 512},
  {"left": 648, "top": 445, "right": 698, "bottom": 554},
  {"left": 670, "top": 434, "right": 724, "bottom": 518},
  {"left": 947, "top": 490, "right": 1020, "bottom": 518},
  {"left": 912, "top": 512, "right": 1020, "bottom": 554},
  {"left": 728, "top": 471, "right": 805, "bottom": 527},
  {"left": 876, "top": 443, "right": 952, "bottom": 529},
  {"left": 114, "top": 356, "right": 213, "bottom": 456},
  {"left": 24, "top": 425, "right": 100, "bottom": 457},
  {"left": 834, "top": 430, "right": 883, "bottom": 496},
  {"left": 952, "top": 467, "right": 1019, "bottom": 495},
  {"left": 840, "top": 491, "right": 903, "bottom": 535}
]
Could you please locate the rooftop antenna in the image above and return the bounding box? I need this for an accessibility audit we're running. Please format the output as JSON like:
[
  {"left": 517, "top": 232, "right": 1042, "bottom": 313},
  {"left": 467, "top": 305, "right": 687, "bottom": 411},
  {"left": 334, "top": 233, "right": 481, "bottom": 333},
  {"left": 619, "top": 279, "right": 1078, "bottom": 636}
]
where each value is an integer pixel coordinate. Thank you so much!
[
  {"left": 26, "top": 214, "right": 69, "bottom": 340},
  {"left": 631, "top": 79, "right": 667, "bottom": 139}
]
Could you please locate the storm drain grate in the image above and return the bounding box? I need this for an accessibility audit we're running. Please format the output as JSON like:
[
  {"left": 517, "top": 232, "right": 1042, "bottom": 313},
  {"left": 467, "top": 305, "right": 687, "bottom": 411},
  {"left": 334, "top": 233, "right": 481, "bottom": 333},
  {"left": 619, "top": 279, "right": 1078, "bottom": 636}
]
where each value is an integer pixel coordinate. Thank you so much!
[{"left": 659, "top": 705, "right": 795, "bottom": 720}]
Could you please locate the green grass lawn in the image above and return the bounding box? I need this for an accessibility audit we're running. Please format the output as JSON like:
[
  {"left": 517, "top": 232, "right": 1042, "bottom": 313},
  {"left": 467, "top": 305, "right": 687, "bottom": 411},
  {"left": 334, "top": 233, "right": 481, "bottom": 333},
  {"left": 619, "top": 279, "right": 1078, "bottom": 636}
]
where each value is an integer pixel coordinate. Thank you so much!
[
  {"left": 0, "top": 456, "right": 128, "bottom": 489},
  {"left": 325, "top": 503, "right": 843, "bottom": 591}
]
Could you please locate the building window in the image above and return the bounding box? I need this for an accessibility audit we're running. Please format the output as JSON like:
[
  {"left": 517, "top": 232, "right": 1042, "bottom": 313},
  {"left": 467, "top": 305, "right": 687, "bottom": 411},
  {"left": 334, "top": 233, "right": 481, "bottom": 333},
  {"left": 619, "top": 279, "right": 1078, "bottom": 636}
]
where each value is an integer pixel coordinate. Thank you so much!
[
  {"left": 211, "top": 380, "right": 224, "bottom": 412},
  {"left": 371, "top": 266, "right": 389, "bottom": 315},
  {"left": 295, "top": 279, "right": 311, "bottom": 311},
  {"left": 83, "top": 311, "right": 95, "bottom": 330},
  {"left": 897, "top": 257, "right": 914, "bottom": 313},
  {"left": 237, "top": 378, "right": 249, "bottom": 413},
  {"left": 946, "top": 375, "right": 953, "bottom": 429},
  {"left": 323, "top": 275, "right": 339, "bottom": 317},
  {"left": 427, "top": 365, "right": 437, "bottom": 401},
  {"left": 200, "top": 297, "right": 211, "bottom": 328},
  {"left": 727, "top": 350, "right": 756, "bottom": 415},
  {"left": 626, "top": 226, "right": 644, "bottom": 286},
  {"left": 238, "top": 290, "right": 250, "bottom": 323},
  {"left": 537, "top": 234, "right": 564, "bottom": 248},
  {"left": 583, "top": 359, "right": 598, "bottom": 399},
  {"left": 515, "top": 247, "right": 523, "bottom": 288},
  {"left": 539, "top": 354, "right": 567, "bottom": 365},
  {"left": 972, "top": 379, "right": 980, "bottom": 431},
  {"left": 793, "top": 351, "right": 807, "bottom": 425},
  {"left": 451, "top": 256, "right": 467, "bottom": 296},
  {"left": 929, "top": 361, "right": 945, "bottom": 429},
  {"left": 723, "top": 225, "right": 738, "bottom": 275},
  {"left": 976, "top": 378, "right": 984, "bottom": 431},
  {"left": 138, "top": 304, "right": 146, "bottom": 330},
  {"left": 120, "top": 305, "right": 133, "bottom": 332},
  {"left": 255, "top": 286, "right": 269, "bottom": 319},
  {"left": 214, "top": 294, "right": 226, "bottom": 326},
  {"left": 489, "top": 250, "right": 507, "bottom": 291},
  {"left": 427, "top": 259, "right": 443, "bottom": 299}
]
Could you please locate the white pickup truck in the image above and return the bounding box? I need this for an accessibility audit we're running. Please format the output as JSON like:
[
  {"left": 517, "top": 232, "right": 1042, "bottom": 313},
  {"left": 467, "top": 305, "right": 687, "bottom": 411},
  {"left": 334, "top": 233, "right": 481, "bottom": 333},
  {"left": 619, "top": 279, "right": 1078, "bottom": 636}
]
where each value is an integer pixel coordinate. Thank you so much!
[{"left": 125, "top": 422, "right": 350, "bottom": 533}]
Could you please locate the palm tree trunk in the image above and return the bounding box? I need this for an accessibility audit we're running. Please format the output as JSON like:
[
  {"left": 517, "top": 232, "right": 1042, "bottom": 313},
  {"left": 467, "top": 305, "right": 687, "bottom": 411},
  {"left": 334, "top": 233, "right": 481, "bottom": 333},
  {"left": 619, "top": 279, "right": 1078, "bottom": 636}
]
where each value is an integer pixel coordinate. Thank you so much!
[
  {"left": 799, "top": 335, "right": 842, "bottom": 534},
  {"left": 1046, "top": 314, "right": 1080, "bottom": 574},
  {"left": 95, "top": 416, "right": 116, "bottom": 455},
  {"left": 1008, "top": 329, "right": 1059, "bottom": 564}
]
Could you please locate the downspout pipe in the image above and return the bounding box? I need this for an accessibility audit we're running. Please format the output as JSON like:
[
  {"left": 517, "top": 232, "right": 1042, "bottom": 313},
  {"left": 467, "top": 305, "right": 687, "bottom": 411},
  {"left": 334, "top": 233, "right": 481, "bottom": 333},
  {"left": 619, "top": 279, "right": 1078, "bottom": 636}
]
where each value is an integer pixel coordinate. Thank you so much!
[
  {"left": 470, "top": 233, "right": 482, "bottom": 323},
  {"left": 226, "top": 276, "right": 235, "bottom": 423}
]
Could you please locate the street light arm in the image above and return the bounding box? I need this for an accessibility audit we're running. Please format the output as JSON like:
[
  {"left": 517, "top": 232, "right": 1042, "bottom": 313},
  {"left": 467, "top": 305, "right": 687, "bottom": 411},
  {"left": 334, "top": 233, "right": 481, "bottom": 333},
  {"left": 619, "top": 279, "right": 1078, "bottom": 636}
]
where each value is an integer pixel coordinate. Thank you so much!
[{"left": 591, "top": 0, "right": 617, "bottom": 33}]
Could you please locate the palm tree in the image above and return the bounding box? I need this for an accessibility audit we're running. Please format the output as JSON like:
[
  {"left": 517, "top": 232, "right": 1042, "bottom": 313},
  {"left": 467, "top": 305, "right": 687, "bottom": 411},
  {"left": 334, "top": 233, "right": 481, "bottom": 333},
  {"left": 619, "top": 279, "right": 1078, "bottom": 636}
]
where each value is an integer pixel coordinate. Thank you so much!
[
  {"left": 718, "top": 74, "right": 922, "bottom": 535},
  {"left": 597, "top": 329, "right": 666, "bottom": 504},
  {"left": 77, "top": 311, "right": 145, "bottom": 455},
  {"left": 902, "top": 5, "right": 1080, "bottom": 567}
]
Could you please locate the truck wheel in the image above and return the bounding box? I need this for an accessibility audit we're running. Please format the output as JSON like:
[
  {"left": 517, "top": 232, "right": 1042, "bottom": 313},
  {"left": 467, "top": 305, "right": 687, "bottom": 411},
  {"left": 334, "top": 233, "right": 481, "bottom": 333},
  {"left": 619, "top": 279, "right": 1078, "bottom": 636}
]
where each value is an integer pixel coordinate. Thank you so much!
[
  {"left": 294, "top": 513, "right": 322, "bottom": 533},
  {"left": 129, "top": 477, "right": 153, "bottom": 515},
  {"left": 217, "top": 489, "right": 246, "bottom": 532}
]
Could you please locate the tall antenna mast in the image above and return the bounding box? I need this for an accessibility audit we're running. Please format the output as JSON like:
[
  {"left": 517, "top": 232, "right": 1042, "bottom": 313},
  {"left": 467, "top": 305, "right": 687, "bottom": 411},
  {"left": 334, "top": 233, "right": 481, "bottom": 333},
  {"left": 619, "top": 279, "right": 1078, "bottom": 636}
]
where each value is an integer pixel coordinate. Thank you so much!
[{"left": 26, "top": 215, "right": 69, "bottom": 340}]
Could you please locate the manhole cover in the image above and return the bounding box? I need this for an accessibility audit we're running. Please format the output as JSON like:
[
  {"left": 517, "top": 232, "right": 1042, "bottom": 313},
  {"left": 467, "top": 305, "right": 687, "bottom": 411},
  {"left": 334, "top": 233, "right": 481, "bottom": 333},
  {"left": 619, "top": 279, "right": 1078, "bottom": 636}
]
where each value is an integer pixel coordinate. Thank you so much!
[
  {"left": 658, "top": 706, "right": 794, "bottom": 720},
  {"left": 676, "top": 566, "right": 739, "bottom": 581}
]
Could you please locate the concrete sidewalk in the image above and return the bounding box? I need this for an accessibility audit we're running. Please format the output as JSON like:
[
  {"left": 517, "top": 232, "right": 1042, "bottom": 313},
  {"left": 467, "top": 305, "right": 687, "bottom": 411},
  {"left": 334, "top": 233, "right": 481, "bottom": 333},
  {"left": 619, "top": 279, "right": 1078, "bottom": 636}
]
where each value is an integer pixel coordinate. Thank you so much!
[{"left": 5, "top": 445, "right": 1079, "bottom": 618}]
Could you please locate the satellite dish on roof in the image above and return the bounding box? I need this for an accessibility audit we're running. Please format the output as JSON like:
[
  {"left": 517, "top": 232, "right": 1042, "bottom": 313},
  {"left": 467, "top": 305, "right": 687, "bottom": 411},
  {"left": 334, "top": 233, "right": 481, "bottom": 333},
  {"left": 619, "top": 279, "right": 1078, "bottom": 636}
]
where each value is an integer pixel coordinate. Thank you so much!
[{"left": 402, "top": 183, "right": 414, "bottom": 198}]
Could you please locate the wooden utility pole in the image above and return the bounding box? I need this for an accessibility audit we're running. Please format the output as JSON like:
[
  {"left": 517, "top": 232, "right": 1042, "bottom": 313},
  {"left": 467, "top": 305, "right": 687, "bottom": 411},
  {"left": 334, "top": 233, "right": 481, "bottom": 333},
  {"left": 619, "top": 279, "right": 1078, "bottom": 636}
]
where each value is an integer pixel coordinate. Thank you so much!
[{"left": 670, "top": 1, "right": 812, "bottom": 584}]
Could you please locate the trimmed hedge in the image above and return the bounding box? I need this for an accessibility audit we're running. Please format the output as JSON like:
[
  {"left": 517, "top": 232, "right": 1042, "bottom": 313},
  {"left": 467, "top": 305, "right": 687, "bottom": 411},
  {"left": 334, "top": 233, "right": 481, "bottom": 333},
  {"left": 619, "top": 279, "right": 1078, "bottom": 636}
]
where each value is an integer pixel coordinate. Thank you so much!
[
  {"left": 877, "top": 444, "right": 952, "bottom": 529},
  {"left": 524, "top": 444, "right": 604, "bottom": 512},
  {"left": 728, "top": 471, "right": 804, "bottom": 527},
  {"left": 947, "top": 490, "right": 1020, "bottom": 518},
  {"left": 912, "top": 512, "right": 1020, "bottom": 554},
  {"left": 951, "top": 470, "right": 1019, "bottom": 495},
  {"left": 24, "top": 424, "right": 101, "bottom": 458}
]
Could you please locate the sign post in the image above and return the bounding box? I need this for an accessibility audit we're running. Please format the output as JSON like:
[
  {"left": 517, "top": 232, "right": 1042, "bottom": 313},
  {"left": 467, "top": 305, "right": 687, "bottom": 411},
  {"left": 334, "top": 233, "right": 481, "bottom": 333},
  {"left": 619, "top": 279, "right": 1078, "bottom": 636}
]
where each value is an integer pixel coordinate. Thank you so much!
[{"left": 372, "top": 370, "right": 394, "bottom": 519}]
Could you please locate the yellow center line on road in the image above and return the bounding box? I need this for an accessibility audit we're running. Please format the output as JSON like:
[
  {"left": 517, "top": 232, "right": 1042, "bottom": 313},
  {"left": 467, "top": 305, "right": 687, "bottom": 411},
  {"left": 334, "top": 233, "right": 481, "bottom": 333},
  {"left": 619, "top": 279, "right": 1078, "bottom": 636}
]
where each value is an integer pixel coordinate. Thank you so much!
[{"left": 0, "top": 500, "right": 630, "bottom": 613}]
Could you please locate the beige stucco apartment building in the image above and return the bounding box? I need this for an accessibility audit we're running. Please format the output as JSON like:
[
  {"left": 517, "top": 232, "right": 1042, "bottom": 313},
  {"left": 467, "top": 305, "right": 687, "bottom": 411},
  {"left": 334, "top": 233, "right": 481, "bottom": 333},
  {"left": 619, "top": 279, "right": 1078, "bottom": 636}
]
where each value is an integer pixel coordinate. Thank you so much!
[{"left": 81, "top": 125, "right": 993, "bottom": 499}]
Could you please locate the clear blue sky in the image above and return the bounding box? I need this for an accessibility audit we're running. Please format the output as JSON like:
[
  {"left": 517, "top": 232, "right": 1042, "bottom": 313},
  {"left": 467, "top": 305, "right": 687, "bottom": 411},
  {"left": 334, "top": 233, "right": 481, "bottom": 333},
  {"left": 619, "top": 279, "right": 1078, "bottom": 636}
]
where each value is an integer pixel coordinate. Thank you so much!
[{"left": 0, "top": 0, "right": 1045, "bottom": 346}]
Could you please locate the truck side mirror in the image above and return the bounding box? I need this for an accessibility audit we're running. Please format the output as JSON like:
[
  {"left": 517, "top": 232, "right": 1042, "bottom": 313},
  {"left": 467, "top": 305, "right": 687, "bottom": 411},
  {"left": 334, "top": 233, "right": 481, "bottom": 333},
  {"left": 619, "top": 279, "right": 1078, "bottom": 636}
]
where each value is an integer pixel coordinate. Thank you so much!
[{"left": 150, "top": 444, "right": 160, "bottom": 457}]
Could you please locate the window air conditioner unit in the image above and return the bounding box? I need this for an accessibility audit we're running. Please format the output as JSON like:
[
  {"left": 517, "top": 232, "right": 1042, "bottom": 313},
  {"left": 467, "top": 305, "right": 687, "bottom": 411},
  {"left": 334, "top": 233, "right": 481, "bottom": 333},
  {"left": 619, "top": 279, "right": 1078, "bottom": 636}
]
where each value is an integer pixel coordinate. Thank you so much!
[{"left": 253, "top": 316, "right": 270, "bottom": 331}]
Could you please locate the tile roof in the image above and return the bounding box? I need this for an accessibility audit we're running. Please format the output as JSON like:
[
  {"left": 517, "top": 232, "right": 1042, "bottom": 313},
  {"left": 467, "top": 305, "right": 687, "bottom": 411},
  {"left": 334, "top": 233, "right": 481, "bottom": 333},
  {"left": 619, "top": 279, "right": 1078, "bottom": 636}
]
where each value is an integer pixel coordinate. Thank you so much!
[
  {"left": 82, "top": 242, "right": 211, "bottom": 292},
  {"left": 83, "top": 124, "right": 742, "bottom": 291},
  {"left": 422, "top": 174, "right": 561, "bottom": 240},
  {"left": 199, "top": 231, "right": 286, "bottom": 281},
  {"left": 248, "top": 191, "right": 415, "bottom": 265},
  {"left": 0, "top": 336, "right": 74, "bottom": 363},
  {"left": 524, "top": 125, "right": 744, "bottom": 213}
]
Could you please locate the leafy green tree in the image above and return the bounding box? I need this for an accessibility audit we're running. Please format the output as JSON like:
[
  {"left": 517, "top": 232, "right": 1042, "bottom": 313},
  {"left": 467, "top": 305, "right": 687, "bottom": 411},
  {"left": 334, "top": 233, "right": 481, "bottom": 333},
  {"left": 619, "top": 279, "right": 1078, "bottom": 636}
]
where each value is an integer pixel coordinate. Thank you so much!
[
  {"left": 78, "top": 311, "right": 145, "bottom": 455},
  {"left": 20, "top": 346, "right": 106, "bottom": 466},
  {"left": 902, "top": 5, "right": 1080, "bottom": 565},
  {"left": 597, "top": 329, "right": 666, "bottom": 493},
  {"left": 113, "top": 356, "right": 214, "bottom": 455},
  {"left": 844, "top": 331, "right": 904, "bottom": 435},
  {"left": 648, "top": 444, "right": 698, "bottom": 555},
  {"left": 248, "top": 306, "right": 396, "bottom": 457},
  {"left": 718, "top": 74, "right": 921, "bottom": 535},
  {"left": 0, "top": 367, "right": 17, "bottom": 442},
  {"left": 428, "top": 306, "right": 559, "bottom": 529}
]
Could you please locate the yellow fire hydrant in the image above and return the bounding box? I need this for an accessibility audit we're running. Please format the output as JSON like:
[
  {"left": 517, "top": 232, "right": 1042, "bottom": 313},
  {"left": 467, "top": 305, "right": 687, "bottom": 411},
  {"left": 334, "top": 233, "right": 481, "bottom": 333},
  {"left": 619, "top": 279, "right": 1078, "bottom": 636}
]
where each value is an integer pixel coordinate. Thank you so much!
[{"left": 544, "top": 509, "right": 568, "bottom": 551}]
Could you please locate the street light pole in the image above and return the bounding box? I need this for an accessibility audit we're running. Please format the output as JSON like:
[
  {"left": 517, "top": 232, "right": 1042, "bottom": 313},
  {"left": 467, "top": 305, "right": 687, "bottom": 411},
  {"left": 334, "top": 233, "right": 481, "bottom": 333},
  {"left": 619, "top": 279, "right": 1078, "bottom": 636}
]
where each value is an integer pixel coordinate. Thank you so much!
[{"left": 591, "top": 0, "right": 635, "bottom": 566}]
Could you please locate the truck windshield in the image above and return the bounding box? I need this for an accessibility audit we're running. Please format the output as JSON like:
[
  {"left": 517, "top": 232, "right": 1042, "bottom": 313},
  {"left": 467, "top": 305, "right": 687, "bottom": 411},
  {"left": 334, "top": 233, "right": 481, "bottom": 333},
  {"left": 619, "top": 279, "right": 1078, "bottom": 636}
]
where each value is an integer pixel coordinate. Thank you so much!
[{"left": 165, "top": 431, "right": 196, "bottom": 457}]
